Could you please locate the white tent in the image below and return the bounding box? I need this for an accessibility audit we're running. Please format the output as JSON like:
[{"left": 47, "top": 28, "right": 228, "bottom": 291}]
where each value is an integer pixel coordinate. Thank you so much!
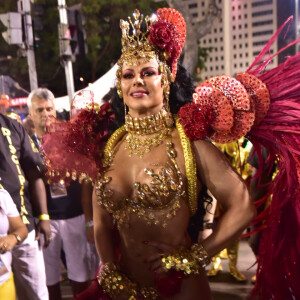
[{"left": 54, "top": 64, "right": 118, "bottom": 111}]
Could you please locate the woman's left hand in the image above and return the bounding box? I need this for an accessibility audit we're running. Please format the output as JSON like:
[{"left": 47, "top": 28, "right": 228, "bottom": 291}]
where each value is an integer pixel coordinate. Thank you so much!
[
  {"left": 0, "top": 235, "right": 16, "bottom": 254},
  {"left": 145, "top": 233, "right": 192, "bottom": 274},
  {"left": 145, "top": 241, "right": 178, "bottom": 275}
]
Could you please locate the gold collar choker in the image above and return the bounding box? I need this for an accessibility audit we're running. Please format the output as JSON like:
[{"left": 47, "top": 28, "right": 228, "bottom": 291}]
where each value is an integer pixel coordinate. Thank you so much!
[{"left": 125, "top": 108, "right": 174, "bottom": 135}]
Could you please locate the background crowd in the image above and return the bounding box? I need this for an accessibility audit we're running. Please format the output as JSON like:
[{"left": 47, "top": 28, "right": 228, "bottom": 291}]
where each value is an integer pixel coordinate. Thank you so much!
[{"left": 0, "top": 90, "right": 99, "bottom": 300}]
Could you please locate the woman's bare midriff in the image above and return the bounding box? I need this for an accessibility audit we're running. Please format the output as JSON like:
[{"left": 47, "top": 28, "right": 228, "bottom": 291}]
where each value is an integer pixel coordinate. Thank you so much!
[
  {"left": 115, "top": 206, "right": 211, "bottom": 299},
  {"left": 118, "top": 202, "right": 189, "bottom": 283}
]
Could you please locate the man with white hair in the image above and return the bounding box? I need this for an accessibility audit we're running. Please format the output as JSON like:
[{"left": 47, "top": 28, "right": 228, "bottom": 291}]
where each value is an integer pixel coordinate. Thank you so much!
[
  {"left": 27, "top": 88, "right": 56, "bottom": 140},
  {"left": 27, "top": 88, "right": 99, "bottom": 300}
]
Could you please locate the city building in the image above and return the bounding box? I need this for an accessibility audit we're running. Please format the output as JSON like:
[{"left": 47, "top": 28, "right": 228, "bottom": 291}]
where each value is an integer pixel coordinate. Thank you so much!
[{"left": 186, "top": 0, "right": 280, "bottom": 79}]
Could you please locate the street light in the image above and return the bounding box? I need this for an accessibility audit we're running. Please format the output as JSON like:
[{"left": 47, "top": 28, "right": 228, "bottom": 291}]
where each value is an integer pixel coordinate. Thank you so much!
[
  {"left": 0, "top": 56, "right": 12, "bottom": 62},
  {"left": 14, "top": 82, "right": 30, "bottom": 95}
]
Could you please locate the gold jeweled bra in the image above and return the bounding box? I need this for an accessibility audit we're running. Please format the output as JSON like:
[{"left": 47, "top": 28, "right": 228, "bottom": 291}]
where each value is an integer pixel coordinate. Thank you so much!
[
  {"left": 96, "top": 113, "right": 198, "bottom": 228},
  {"left": 96, "top": 130, "right": 185, "bottom": 227}
]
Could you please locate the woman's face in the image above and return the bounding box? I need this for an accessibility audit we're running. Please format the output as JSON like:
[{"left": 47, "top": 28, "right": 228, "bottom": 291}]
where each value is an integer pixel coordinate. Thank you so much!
[{"left": 121, "top": 58, "right": 165, "bottom": 117}]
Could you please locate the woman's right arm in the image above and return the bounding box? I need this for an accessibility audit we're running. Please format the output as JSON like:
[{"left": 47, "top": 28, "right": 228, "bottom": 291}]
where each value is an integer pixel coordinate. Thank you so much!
[
  {"left": 92, "top": 187, "right": 115, "bottom": 264},
  {"left": 93, "top": 188, "right": 136, "bottom": 300}
]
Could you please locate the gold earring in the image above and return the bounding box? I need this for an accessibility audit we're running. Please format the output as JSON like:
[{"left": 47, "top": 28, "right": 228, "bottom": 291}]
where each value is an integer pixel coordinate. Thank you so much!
[
  {"left": 123, "top": 98, "right": 128, "bottom": 116},
  {"left": 116, "top": 81, "right": 123, "bottom": 98},
  {"left": 117, "top": 89, "right": 123, "bottom": 98},
  {"left": 163, "top": 84, "right": 170, "bottom": 112},
  {"left": 159, "top": 62, "right": 171, "bottom": 112}
]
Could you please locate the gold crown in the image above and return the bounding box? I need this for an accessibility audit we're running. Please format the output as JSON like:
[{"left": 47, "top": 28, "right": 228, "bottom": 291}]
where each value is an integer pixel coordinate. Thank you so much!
[
  {"left": 116, "top": 7, "right": 186, "bottom": 95},
  {"left": 120, "top": 9, "right": 157, "bottom": 56}
]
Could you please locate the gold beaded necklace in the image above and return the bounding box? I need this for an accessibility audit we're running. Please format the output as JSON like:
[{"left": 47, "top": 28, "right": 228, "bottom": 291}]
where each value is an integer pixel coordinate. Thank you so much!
[{"left": 124, "top": 108, "right": 174, "bottom": 158}]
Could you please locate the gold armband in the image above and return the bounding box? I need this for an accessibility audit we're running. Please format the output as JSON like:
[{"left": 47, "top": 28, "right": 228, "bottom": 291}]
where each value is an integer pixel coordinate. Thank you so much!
[
  {"left": 97, "top": 263, "right": 138, "bottom": 299},
  {"left": 161, "top": 243, "right": 211, "bottom": 275},
  {"left": 38, "top": 214, "right": 50, "bottom": 221}
]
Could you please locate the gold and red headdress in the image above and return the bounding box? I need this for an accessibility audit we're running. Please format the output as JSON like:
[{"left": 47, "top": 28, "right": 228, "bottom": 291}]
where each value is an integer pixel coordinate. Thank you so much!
[{"left": 118, "top": 8, "right": 186, "bottom": 81}]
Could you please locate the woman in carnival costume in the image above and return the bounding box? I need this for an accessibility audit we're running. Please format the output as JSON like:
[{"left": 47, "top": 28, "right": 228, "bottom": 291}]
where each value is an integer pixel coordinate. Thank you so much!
[{"left": 43, "top": 8, "right": 300, "bottom": 300}]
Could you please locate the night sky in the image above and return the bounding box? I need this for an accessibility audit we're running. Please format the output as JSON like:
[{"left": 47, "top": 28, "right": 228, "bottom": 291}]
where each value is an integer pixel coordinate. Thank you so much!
[{"left": 277, "top": 0, "right": 297, "bottom": 63}]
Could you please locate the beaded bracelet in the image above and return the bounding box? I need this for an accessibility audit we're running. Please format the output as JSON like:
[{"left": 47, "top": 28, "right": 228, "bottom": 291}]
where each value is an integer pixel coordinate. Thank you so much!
[
  {"left": 97, "top": 263, "right": 138, "bottom": 299},
  {"left": 97, "top": 263, "right": 159, "bottom": 299},
  {"left": 140, "top": 286, "right": 158, "bottom": 300},
  {"left": 161, "top": 243, "right": 211, "bottom": 275}
]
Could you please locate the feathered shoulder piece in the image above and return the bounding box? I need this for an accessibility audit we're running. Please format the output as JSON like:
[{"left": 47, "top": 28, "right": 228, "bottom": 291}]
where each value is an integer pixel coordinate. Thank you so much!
[
  {"left": 42, "top": 91, "right": 115, "bottom": 185},
  {"left": 178, "top": 73, "right": 268, "bottom": 143}
]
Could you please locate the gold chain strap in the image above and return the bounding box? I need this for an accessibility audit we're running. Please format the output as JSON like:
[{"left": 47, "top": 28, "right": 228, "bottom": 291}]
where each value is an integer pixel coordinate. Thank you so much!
[
  {"left": 103, "top": 125, "right": 126, "bottom": 168},
  {"left": 125, "top": 128, "right": 170, "bottom": 158},
  {"left": 175, "top": 116, "right": 198, "bottom": 215}
]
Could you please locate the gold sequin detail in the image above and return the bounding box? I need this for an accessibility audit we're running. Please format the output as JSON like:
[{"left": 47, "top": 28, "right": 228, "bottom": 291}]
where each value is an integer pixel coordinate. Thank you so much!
[
  {"left": 125, "top": 128, "right": 170, "bottom": 159},
  {"left": 97, "top": 263, "right": 138, "bottom": 299},
  {"left": 161, "top": 243, "right": 211, "bottom": 275},
  {"left": 96, "top": 119, "right": 186, "bottom": 228},
  {"left": 96, "top": 114, "right": 198, "bottom": 226},
  {"left": 124, "top": 108, "right": 174, "bottom": 158},
  {"left": 125, "top": 109, "right": 173, "bottom": 135},
  {"left": 103, "top": 125, "right": 126, "bottom": 168},
  {"left": 127, "top": 136, "right": 185, "bottom": 227},
  {"left": 175, "top": 116, "right": 198, "bottom": 215}
]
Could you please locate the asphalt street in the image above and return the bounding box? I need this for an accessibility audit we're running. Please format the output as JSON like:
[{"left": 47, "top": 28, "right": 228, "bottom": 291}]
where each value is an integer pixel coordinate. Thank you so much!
[{"left": 209, "top": 239, "right": 257, "bottom": 300}]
